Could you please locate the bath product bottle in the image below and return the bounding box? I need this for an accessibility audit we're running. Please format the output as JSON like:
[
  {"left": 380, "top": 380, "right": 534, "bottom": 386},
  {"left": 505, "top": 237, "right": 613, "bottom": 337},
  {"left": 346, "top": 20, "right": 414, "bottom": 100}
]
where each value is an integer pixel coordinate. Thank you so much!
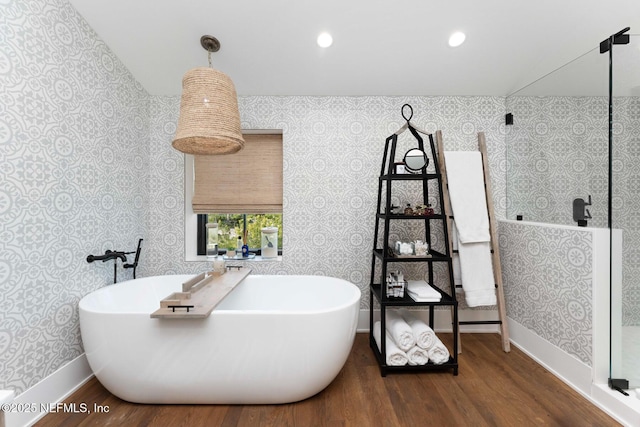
[
  {"left": 237, "top": 236, "right": 243, "bottom": 253},
  {"left": 404, "top": 203, "right": 413, "bottom": 215},
  {"left": 205, "top": 222, "right": 218, "bottom": 258},
  {"left": 426, "top": 204, "right": 434, "bottom": 216},
  {"left": 261, "top": 227, "right": 278, "bottom": 259},
  {"left": 242, "top": 229, "right": 249, "bottom": 257}
]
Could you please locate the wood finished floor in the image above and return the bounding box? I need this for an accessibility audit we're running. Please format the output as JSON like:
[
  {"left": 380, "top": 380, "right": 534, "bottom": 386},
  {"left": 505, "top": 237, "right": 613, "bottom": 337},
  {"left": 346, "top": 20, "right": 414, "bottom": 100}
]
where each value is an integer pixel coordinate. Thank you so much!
[{"left": 36, "top": 333, "right": 619, "bottom": 427}]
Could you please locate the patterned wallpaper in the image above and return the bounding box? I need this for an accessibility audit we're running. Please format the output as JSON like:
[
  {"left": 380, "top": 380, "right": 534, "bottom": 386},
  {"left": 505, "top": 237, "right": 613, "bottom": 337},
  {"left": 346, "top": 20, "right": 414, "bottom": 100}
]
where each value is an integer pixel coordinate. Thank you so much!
[
  {"left": 147, "top": 96, "right": 507, "bottom": 304},
  {"left": 506, "top": 96, "right": 640, "bottom": 325},
  {"left": 499, "top": 221, "right": 594, "bottom": 365},
  {"left": 2, "top": 0, "right": 629, "bottom": 400},
  {"left": 1, "top": 0, "right": 149, "bottom": 395},
  {"left": 2, "top": 0, "right": 508, "bottom": 396}
]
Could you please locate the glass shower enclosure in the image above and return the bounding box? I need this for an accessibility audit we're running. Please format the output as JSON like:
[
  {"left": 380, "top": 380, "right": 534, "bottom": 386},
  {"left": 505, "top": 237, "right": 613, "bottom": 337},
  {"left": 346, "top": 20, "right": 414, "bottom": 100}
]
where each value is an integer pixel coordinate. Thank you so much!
[
  {"left": 610, "top": 32, "right": 640, "bottom": 391},
  {"left": 505, "top": 28, "right": 639, "bottom": 396}
]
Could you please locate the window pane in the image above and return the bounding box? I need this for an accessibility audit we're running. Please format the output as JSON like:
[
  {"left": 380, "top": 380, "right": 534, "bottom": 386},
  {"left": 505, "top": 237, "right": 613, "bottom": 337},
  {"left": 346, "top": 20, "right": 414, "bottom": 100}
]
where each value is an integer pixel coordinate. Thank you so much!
[
  {"left": 206, "top": 213, "right": 282, "bottom": 251},
  {"left": 206, "top": 214, "right": 243, "bottom": 250},
  {"left": 245, "top": 214, "right": 282, "bottom": 250}
]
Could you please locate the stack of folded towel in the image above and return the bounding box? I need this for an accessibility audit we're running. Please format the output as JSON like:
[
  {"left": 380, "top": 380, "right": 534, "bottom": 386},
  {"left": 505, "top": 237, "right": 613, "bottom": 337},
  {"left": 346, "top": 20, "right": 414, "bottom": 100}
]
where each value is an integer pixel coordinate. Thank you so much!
[
  {"left": 406, "top": 280, "right": 442, "bottom": 302},
  {"left": 372, "top": 308, "right": 451, "bottom": 366}
]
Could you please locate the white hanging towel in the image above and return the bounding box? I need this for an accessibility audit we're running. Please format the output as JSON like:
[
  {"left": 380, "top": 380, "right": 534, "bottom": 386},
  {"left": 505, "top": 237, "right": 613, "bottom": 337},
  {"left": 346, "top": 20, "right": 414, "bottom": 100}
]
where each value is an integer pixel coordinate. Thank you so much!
[
  {"left": 444, "top": 151, "right": 490, "bottom": 243},
  {"left": 444, "top": 151, "right": 496, "bottom": 307},
  {"left": 456, "top": 240, "right": 496, "bottom": 307},
  {"left": 452, "top": 221, "right": 496, "bottom": 306}
]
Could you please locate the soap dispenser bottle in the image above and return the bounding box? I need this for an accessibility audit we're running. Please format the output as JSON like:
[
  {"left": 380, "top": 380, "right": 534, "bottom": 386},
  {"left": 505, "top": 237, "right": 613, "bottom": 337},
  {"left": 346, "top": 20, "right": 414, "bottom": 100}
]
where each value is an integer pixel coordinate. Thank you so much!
[{"left": 241, "top": 230, "right": 249, "bottom": 257}]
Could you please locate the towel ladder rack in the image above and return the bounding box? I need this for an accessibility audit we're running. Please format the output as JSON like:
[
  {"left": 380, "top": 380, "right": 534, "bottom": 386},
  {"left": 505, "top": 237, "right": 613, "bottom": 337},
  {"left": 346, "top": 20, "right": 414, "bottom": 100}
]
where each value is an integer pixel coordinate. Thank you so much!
[{"left": 436, "top": 131, "right": 510, "bottom": 353}]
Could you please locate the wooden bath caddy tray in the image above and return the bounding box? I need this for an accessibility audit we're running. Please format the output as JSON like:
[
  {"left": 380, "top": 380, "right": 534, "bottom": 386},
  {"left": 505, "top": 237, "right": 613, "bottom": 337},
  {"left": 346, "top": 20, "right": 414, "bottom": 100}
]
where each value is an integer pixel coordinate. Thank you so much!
[{"left": 150, "top": 267, "right": 251, "bottom": 319}]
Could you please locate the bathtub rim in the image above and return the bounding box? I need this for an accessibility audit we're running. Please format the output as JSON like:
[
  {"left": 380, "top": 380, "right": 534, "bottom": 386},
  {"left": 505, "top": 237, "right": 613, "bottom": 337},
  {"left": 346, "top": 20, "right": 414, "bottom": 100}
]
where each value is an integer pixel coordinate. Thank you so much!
[{"left": 79, "top": 273, "right": 362, "bottom": 316}]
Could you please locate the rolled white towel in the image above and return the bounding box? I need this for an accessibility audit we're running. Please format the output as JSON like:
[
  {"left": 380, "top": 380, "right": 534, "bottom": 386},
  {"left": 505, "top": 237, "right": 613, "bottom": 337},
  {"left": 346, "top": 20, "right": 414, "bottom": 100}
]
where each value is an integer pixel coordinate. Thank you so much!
[
  {"left": 373, "top": 321, "right": 408, "bottom": 366},
  {"left": 385, "top": 309, "right": 416, "bottom": 351},
  {"left": 428, "top": 338, "right": 451, "bottom": 365},
  {"left": 399, "top": 309, "right": 437, "bottom": 350},
  {"left": 406, "top": 345, "right": 430, "bottom": 366}
]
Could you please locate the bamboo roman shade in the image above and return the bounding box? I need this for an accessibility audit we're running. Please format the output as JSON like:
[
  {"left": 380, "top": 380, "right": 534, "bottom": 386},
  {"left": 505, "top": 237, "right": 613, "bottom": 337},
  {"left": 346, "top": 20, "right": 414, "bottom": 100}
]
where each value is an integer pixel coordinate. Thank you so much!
[{"left": 192, "top": 133, "right": 283, "bottom": 214}]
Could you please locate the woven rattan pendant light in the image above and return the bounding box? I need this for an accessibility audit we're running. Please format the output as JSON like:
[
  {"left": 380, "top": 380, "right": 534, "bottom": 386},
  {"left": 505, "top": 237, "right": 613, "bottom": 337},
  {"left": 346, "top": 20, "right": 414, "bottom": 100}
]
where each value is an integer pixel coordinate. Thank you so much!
[{"left": 172, "top": 35, "right": 245, "bottom": 155}]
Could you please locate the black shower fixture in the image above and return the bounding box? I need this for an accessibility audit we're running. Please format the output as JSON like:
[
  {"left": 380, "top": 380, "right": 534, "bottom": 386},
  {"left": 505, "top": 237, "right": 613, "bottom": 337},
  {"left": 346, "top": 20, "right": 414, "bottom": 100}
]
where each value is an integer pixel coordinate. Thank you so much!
[{"left": 87, "top": 238, "right": 143, "bottom": 283}]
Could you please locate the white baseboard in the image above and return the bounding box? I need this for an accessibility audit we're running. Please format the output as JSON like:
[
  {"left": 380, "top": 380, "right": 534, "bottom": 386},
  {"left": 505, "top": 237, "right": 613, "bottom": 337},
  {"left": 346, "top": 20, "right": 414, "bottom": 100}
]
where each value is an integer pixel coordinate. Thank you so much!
[
  {"left": 357, "top": 308, "right": 500, "bottom": 333},
  {"left": 508, "top": 318, "right": 640, "bottom": 427},
  {"left": 0, "top": 391, "right": 15, "bottom": 405},
  {"left": 5, "top": 354, "right": 93, "bottom": 427},
  {"left": 1, "top": 390, "right": 15, "bottom": 427},
  {"left": 507, "top": 318, "right": 592, "bottom": 395}
]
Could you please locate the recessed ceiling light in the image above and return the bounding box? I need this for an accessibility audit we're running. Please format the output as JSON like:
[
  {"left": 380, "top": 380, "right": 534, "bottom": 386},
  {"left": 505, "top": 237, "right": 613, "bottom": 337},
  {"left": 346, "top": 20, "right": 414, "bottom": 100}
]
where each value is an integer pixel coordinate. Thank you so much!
[
  {"left": 448, "top": 32, "right": 466, "bottom": 47},
  {"left": 317, "top": 32, "right": 333, "bottom": 48}
]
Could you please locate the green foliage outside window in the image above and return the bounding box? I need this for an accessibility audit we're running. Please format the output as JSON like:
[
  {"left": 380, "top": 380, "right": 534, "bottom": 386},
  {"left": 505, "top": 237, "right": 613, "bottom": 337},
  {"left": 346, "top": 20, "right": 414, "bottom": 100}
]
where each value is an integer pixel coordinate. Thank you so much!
[{"left": 207, "top": 214, "right": 282, "bottom": 251}]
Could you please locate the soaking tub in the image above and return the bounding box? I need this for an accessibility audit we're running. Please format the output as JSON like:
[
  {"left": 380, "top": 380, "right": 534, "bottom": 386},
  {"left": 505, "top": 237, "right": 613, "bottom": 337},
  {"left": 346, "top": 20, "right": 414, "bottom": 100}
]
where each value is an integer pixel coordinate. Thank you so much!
[{"left": 79, "top": 274, "right": 361, "bottom": 404}]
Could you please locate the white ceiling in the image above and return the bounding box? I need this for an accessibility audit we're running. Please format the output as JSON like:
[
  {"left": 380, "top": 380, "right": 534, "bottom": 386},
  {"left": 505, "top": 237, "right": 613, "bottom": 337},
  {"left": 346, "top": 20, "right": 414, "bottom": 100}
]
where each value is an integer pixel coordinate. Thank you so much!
[{"left": 68, "top": 0, "right": 640, "bottom": 97}]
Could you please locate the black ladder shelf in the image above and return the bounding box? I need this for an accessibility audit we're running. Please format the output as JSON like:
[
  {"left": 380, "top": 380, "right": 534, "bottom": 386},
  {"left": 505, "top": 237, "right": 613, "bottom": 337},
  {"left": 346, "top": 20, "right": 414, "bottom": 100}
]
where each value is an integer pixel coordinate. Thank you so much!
[{"left": 369, "top": 104, "right": 458, "bottom": 376}]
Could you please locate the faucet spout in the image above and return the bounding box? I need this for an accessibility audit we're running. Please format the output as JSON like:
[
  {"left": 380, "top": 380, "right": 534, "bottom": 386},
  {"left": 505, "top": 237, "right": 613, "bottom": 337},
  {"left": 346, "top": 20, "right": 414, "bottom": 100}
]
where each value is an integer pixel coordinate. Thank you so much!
[{"left": 86, "top": 250, "right": 127, "bottom": 263}]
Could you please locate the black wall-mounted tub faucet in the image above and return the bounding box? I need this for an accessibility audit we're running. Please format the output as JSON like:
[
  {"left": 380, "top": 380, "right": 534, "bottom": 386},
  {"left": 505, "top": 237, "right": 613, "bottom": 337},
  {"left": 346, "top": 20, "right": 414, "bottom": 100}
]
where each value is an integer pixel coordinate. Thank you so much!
[
  {"left": 87, "top": 250, "right": 127, "bottom": 284},
  {"left": 87, "top": 240, "right": 143, "bottom": 283},
  {"left": 86, "top": 250, "right": 127, "bottom": 263}
]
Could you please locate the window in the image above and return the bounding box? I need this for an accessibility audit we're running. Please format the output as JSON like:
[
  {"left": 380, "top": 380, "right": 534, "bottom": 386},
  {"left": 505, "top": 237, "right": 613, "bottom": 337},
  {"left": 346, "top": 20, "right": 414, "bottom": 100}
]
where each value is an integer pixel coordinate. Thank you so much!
[{"left": 184, "top": 132, "right": 283, "bottom": 261}]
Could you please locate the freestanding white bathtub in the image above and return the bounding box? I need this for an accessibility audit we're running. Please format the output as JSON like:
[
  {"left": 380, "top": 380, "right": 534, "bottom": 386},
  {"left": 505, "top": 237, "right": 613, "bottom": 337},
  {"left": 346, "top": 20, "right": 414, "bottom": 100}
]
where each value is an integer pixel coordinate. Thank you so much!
[{"left": 79, "top": 274, "right": 361, "bottom": 404}]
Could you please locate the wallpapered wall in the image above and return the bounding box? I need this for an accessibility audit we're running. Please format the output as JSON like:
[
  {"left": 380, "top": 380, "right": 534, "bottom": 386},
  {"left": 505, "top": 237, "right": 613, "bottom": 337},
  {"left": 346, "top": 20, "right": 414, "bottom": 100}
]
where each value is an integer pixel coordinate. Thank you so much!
[
  {"left": 507, "top": 96, "right": 640, "bottom": 326},
  {"left": 1, "top": 0, "right": 508, "bottom": 396},
  {"left": 0, "top": 0, "right": 624, "bottom": 399},
  {"left": 147, "top": 95, "right": 507, "bottom": 301},
  {"left": 1, "top": 0, "right": 149, "bottom": 395}
]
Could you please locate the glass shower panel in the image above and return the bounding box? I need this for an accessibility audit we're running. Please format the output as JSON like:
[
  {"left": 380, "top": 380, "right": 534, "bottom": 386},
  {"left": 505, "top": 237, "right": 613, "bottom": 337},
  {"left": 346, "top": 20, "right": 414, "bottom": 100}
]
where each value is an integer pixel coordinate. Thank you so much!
[
  {"left": 505, "top": 48, "right": 609, "bottom": 226},
  {"left": 611, "top": 33, "right": 640, "bottom": 389}
]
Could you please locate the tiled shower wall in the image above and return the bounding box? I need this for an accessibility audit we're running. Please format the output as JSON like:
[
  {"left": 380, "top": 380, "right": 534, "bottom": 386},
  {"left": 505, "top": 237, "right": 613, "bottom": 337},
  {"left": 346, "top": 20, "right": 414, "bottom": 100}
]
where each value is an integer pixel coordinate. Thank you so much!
[
  {"left": 499, "top": 221, "right": 594, "bottom": 365},
  {"left": 506, "top": 96, "right": 608, "bottom": 227},
  {"left": 613, "top": 97, "right": 640, "bottom": 326},
  {"left": 507, "top": 96, "right": 640, "bottom": 325}
]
